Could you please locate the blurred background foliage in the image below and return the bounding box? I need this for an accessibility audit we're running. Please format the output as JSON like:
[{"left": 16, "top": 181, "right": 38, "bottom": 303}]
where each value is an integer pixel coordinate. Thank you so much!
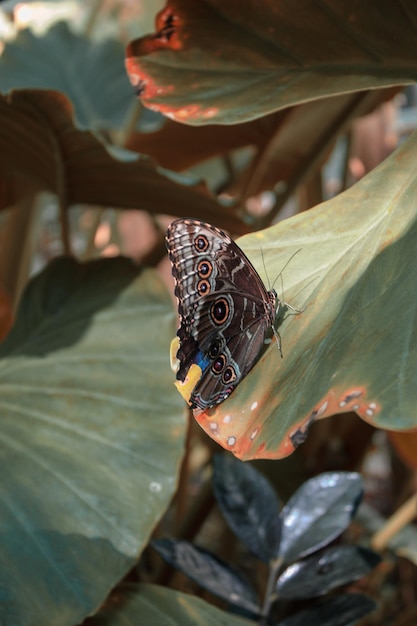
[{"left": 0, "top": 1, "right": 416, "bottom": 625}]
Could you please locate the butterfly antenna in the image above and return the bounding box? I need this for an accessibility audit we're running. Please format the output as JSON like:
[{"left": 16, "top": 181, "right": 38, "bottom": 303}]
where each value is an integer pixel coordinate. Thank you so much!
[
  {"left": 261, "top": 246, "right": 303, "bottom": 355},
  {"left": 259, "top": 246, "right": 271, "bottom": 289},
  {"left": 273, "top": 248, "right": 306, "bottom": 317},
  {"left": 271, "top": 248, "right": 302, "bottom": 293}
]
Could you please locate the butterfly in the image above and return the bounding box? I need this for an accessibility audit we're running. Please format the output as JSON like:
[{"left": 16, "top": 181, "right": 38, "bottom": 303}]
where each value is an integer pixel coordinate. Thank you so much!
[{"left": 165, "top": 218, "right": 282, "bottom": 410}]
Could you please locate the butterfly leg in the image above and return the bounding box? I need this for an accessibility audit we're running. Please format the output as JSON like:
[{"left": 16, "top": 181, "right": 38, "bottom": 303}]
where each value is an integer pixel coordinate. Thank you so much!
[
  {"left": 271, "top": 327, "right": 284, "bottom": 359},
  {"left": 281, "top": 300, "right": 305, "bottom": 315}
]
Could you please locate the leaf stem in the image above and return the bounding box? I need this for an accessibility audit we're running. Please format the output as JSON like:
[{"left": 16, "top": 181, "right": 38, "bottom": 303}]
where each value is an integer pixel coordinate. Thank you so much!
[
  {"left": 371, "top": 492, "right": 417, "bottom": 552},
  {"left": 259, "top": 556, "right": 283, "bottom": 622}
]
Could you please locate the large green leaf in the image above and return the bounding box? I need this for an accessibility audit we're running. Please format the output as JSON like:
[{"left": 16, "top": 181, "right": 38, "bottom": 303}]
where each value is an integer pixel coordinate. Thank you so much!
[
  {"left": 126, "top": 0, "right": 417, "bottom": 124},
  {"left": 194, "top": 129, "right": 417, "bottom": 460},
  {"left": 0, "top": 257, "right": 185, "bottom": 626},
  {"left": 0, "top": 22, "right": 132, "bottom": 130},
  {"left": 85, "top": 583, "right": 253, "bottom": 625}
]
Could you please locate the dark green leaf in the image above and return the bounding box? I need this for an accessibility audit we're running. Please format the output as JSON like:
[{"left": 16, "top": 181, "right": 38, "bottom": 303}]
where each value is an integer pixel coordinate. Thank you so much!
[
  {"left": 278, "top": 473, "right": 362, "bottom": 562},
  {"left": 0, "top": 257, "right": 185, "bottom": 626},
  {"left": 276, "top": 546, "right": 380, "bottom": 600},
  {"left": 152, "top": 539, "right": 259, "bottom": 613},
  {"left": 276, "top": 593, "right": 376, "bottom": 626},
  {"left": 212, "top": 454, "right": 281, "bottom": 562}
]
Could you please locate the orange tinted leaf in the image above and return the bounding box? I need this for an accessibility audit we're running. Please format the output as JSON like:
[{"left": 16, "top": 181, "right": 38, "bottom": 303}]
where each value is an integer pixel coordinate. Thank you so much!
[
  {"left": 125, "top": 110, "right": 288, "bottom": 171},
  {"left": 0, "top": 90, "right": 238, "bottom": 230},
  {"left": 191, "top": 131, "right": 417, "bottom": 460},
  {"left": 389, "top": 431, "right": 417, "bottom": 470},
  {"left": 126, "top": 1, "right": 417, "bottom": 125}
]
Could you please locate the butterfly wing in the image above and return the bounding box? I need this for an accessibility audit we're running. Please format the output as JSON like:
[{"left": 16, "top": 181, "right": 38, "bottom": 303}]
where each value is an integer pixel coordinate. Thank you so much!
[{"left": 166, "top": 219, "right": 277, "bottom": 409}]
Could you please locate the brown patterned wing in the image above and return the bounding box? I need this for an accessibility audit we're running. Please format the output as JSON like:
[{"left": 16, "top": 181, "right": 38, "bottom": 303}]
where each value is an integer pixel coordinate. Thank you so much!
[{"left": 165, "top": 219, "right": 277, "bottom": 409}]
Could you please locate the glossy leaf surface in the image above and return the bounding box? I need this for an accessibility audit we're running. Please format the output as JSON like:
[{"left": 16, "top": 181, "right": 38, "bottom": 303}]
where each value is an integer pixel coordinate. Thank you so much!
[
  {"left": 0, "top": 257, "right": 185, "bottom": 626},
  {"left": 276, "top": 546, "right": 380, "bottom": 600},
  {"left": 152, "top": 539, "right": 259, "bottom": 613},
  {"left": 278, "top": 473, "right": 362, "bottom": 563},
  {"left": 212, "top": 454, "right": 281, "bottom": 562},
  {"left": 277, "top": 593, "right": 376, "bottom": 626}
]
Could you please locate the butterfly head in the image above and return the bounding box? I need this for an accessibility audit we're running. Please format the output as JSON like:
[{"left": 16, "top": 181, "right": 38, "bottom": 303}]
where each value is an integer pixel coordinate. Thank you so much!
[{"left": 267, "top": 288, "right": 279, "bottom": 324}]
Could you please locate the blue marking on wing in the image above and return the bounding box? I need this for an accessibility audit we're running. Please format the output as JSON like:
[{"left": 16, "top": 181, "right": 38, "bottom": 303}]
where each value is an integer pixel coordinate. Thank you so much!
[{"left": 194, "top": 350, "right": 210, "bottom": 372}]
